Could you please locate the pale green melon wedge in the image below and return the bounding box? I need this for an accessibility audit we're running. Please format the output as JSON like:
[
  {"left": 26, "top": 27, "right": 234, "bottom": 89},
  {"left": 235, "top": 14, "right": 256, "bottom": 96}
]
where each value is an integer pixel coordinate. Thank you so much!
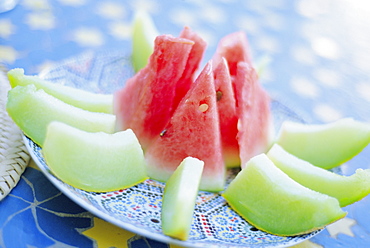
[
  {"left": 222, "top": 154, "right": 346, "bottom": 236},
  {"left": 43, "top": 121, "right": 148, "bottom": 192},
  {"left": 8, "top": 68, "right": 113, "bottom": 114},
  {"left": 6, "top": 85, "right": 115, "bottom": 147},
  {"left": 267, "top": 144, "right": 370, "bottom": 207},
  {"left": 276, "top": 118, "right": 370, "bottom": 169},
  {"left": 132, "top": 10, "right": 159, "bottom": 72},
  {"left": 161, "top": 157, "right": 204, "bottom": 241}
]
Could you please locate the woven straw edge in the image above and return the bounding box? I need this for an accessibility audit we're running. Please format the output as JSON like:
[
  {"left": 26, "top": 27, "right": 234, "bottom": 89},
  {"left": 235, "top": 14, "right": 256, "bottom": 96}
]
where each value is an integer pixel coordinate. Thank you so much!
[{"left": 0, "top": 66, "right": 30, "bottom": 201}]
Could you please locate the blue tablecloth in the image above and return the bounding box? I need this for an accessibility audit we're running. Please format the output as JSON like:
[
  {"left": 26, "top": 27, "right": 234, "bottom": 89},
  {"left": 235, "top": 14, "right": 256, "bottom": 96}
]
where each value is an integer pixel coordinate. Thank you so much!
[{"left": 1, "top": 0, "right": 370, "bottom": 247}]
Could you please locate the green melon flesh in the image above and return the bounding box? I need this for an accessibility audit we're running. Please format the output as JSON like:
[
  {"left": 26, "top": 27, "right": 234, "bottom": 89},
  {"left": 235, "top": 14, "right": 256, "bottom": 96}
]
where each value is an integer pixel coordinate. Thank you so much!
[
  {"left": 161, "top": 157, "right": 204, "bottom": 241},
  {"left": 276, "top": 118, "right": 370, "bottom": 169},
  {"left": 132, "top": 9, "right": 159, "bottom": 72},
  {"left": 6, "top": 84, "right": 115, "bottom": 147},
  {"left": 43, "top": 121, "right": 148, "bottom": 192},
  {"left": 222, "top": 154, "right": 346, "bottom": 236},
  {"left": 267, "top": 144, "right": 370, "bottom": 207},
  {"left": 8, "top": 68, "right": 113, "bottom": 114}
]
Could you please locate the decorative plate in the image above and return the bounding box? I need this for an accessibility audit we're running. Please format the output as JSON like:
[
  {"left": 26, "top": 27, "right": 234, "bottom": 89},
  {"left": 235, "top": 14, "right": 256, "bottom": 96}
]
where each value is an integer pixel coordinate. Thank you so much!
[{"left": 24, "top": 51, "right": 320, "bottom": 248}]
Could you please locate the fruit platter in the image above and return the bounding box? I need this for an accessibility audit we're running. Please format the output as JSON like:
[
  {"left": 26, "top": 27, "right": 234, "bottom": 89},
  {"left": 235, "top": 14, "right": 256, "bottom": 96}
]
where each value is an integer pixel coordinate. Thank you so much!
[
  {"left": 18, "top": 51, "right": 320, "bottom": 248},
  {"left": 4, "top": 10, "right": 370, "bottom": 248}
]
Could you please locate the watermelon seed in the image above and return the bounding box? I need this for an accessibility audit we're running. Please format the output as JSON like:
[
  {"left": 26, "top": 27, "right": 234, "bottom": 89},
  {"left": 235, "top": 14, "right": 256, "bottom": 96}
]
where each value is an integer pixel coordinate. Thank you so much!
[
  {"left": 199, "top": 103, "right": 209, "bottom": 112},
  {"left": 150, "top": 218, "right": 160, "bottom": 223},
  {"left": 160, "top": 129, "right": 167, "bottom": 137},
  {"left": 216, "top": 91, "right": 223, "bottom": 101}
]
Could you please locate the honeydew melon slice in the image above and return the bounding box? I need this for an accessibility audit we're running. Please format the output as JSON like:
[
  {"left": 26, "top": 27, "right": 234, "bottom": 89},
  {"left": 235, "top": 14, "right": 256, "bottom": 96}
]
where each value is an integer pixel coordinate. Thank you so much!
[
  {"left": 222, "top": 154, "right": 346, "bottom": 236},
  {"left": 267, "top": 144, "right": 370, "bottom": 207},
  {"left": 6, "top": 84, "right": 115, "bottom": 146},
  {"left": 8, "top": 68, "right": 113, "bottom": 114},
  {"left": 276, "top": 118, "right": 370, "bottom": 169},
  {"left": 43, "top": 121, "right": 148, "bottom": 192},
  {"left": 161, "top": 157, "right": 204, "bottom": 241},
  {"left": 132, "top": 9, "right": 159, "bottom": 72}
]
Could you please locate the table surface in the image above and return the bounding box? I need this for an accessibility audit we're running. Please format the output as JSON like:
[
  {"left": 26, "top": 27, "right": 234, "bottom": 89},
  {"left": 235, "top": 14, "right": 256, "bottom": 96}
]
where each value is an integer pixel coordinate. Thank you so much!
[{"left": 1, "top": 0, "right": 370, "bottom": 247}]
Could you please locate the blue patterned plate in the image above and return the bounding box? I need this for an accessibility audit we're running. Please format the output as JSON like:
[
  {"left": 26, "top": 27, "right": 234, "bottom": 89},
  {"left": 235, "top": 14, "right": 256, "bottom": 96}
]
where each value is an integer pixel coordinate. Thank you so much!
[{"left": 24, "top": 51, "right": 320, "bottom": 248}]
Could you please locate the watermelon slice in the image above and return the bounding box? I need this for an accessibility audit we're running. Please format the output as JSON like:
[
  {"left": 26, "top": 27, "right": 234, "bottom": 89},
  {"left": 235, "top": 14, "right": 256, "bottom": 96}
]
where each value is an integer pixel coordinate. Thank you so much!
[
  {"left": 114, "top": 35, "right": 195, "bottom": 149},
  {"left": 234, "top": 61, "right": 273, "bottom": 168},
  {"left": 172, "top": 26, "right": 207, "bottom": 111},
  {"left": 145, "top": 62, "right": 226, "bottom": 192},
  {"left": 213, "top": 58, "right": 240, "bottom": 167},
  {"left": 213, "top": 31, "right": 252, "bottom": 77}
]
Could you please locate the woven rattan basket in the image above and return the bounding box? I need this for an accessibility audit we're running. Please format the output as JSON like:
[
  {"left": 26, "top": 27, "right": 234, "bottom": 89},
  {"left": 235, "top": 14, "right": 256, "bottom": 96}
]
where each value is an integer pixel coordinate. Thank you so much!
[{"left": 0, "top": 65, "right": 30, "bottom": 201}]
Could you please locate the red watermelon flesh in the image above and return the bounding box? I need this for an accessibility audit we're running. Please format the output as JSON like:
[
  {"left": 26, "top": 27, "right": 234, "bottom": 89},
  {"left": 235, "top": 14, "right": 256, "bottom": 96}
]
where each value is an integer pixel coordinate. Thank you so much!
[
  {"left": 145, "top": 62, "right": 225, "bottom": 192},
  {"left": 213, "top": 31, "right": 252, "bottom": 78},
  {"left": 213, "top": 57, "right": 240, "bottom": 167},
  {"left": 114, "top": 35, "right": 195, "bottom": 149},
  {"left": 172, "top": 26, "right": 207, "bottom": 111},
  {"left": 234, "top": 61, "right": 273, "bottom": 168}
]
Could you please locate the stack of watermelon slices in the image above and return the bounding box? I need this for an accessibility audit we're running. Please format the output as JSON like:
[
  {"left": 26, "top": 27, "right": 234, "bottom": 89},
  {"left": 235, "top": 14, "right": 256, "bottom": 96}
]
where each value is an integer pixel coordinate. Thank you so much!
[{"left": 114, "top": 27, "right": 273, "bottom": 192}]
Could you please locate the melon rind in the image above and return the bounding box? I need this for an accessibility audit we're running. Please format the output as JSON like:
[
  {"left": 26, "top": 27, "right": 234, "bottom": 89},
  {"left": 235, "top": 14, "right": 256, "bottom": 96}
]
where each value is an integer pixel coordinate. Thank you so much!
[
  {"left": 161, "top": 157, "right": 204, "bottom": 241},
  {"left": 8, "top": 68, "right": 113, "bottom": 114},
  {"left": 267, "top": 144, "right": 370, "bottom": 207},
  {"left": 275, "top": 118, "right": 370, "bottom": 169},
  {"left": 43, "top": 122, "right": 148, "bottom": 192},
  {"left": 222, "top": 154, "right": 346, "bottom": 236},
  {"left": 6, "top": 84, "right": 116, "bottom": 147}
]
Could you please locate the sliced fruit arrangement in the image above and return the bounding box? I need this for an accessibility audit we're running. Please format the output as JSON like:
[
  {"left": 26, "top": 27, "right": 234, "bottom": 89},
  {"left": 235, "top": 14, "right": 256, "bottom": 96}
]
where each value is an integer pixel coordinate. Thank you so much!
[
  {"left": 222, "top": 154, "right": 347, "bottom": 236},
  {"left": 8, "top": 68, "right": 113, "bottom": 114},
  {"left": 267, "top": 144, "right": 370, "bottom": 207},
  {"left": 5, "top": 14, "right": 370, "bottom": 241},
  {"left": 6, "top": 84, "right": 115, "bottom": 146},
  {"left": 43, "top": 121, "right": 148, "bottom": 192},
  {"left": 161, "top": 157, "right": 204, "bottom": 241},
  {"left": 275, "top": 118, "right": 370, "bottom": 169},
  {"left": 115, "top": 28, "right": 273, "bottom": 190}
]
